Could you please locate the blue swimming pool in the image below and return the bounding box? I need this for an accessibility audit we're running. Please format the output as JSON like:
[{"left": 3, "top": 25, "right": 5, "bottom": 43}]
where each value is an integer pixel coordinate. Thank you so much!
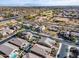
[{"left": 9, "top": 53, "right": 17, "bottom": 58}]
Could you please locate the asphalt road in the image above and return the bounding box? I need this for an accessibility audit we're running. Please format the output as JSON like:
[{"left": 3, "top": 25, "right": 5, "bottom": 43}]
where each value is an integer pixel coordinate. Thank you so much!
[{"left": 57, "top": 43, "right": 68, "bottom": 58}]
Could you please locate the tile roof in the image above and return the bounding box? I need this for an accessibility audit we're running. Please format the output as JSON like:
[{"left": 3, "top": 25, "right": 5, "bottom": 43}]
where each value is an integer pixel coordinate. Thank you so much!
[
  {"left": 38, "top": 37, "right": 56, "bottom": 47},
  {"left": 0, "top": 45, "right": 13, "bottom": 56},
  {"left": 31, "top": 44, "right": 51, "bottom": 58},
  {"left": 23, "top": 52, "right": 42, "bottom": 58},
  {"left": 3, "top": 42, "right": 19, "bottom": 50},
  {"left": 8, "top": 37, "right": 28, "bottom": 47}
]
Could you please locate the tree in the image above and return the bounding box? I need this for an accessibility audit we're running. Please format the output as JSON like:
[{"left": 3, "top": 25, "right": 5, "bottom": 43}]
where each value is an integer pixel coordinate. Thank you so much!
[
  {"left": 70, "top": 36, "right": 78, "bottom": 43},
  {"left": 6, "top": 22, "right": 14, "bottom": 27},
  {"left": 16, "top": 32, "right": 22, "bottom": 37},
  {"left": 0, "top": 33, "right": 3, "bottom": 39}
]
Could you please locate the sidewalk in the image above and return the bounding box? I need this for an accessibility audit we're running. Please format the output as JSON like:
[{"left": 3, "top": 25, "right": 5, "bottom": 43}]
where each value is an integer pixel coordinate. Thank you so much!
[{"left": 56, "top": 43, "right": 62, "bottom": 58}]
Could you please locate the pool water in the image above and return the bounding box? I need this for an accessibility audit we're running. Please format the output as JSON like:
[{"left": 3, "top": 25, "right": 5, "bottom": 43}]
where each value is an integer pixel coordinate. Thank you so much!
[{"left": 9, "top": 53, "right": 17, "bottom": 58}]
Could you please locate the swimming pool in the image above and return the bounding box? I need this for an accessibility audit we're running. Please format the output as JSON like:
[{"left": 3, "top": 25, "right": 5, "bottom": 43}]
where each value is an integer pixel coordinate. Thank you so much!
[{"left": 9, "top": 53, "right": 17, "bottom": 58}]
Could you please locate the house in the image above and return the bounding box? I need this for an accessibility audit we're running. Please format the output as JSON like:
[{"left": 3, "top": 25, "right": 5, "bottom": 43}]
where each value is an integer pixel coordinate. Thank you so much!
[
  {"left": 58, "top": 31, "right": 70, "bottom": 38},
  {"left": 48, "top": 27, "right": 58, "bottom": 32},
  {"left": 25, "top": 32, "right": 33, "bottom": 40},
  {"left": 35, "top": 27, "right": 41, "bottom": 32},
  {"left": 23, "top": 23, "right": 32, "bottom": 29},
  {"left": 38, "top": 37, "right": 56, "bottom": 48},
  {"left": 40, "top": 25, "right": 46, "bottom": 32},
  {"left": 3, "top": 42, "right": 19, "bottom": 50},
  {"left": 21, "top": 32, "right": 33, "bottom": 40},
  {"left": 30, "top": 44, "right": 52, "bottom": 58},
  {"left": 1, "top": 42, "right": 20, "bottom": 58},
  {"left": 35, "top": 16, "right": 45, "bottom": 22},
  {"left": 32, "top": 24, "right": 40, "bottom": 32},
  {"left": 71, "top": 32, "right": 79, "bottom": 37},
  {"left": 10, "top": 19, "right": 17, "bottom": 24},
  {"left": 16, "top": 25, "right": 21, "bottom": 30},
  {"left": 35, "top": 25, "right": 46, "bottom": 33},
  {"left": 32, "top": 24, "right": 39, "bottom": 29},
  {"left": 9, "top": 49, "right": 19, "bottom": 58},
  {"left": 48, "top": 25, "right": 62, "bottom": 32},
  {"left": 39, "top": 25, "right": 46, "bottom": 32},
  {"left": 9, "top": 25, "right": 21, "bottom": 31},
  {"left": 0, "top": 16, "right": 4, "bottom": 20},
  {"left": 0, "top": 45, "right": 14, "bottom": 56},
  {"left": 9, "top": 26, "right": 17, "bottom": 31},
  {"left": 20, "top": 31, "right": 40, "bottom": 43},
  {"left": 5, "top": 28, "right": 14, "bottom": 35},
  {"left": 0, "top": 26, "right": 14, "bottom": 37},
  {"left": 0, "top": 31, "right": 8, "bottom": 37},
  {"left": 22, "top": 52, "right": 42, "bottom": 58},
  {"left": 8, "top": 37, "right": 30, "bottom": 48},
  {"left": 69, "top": 47, "right": 79, "bottom": 58},
  {"left": 0, "top": 25, "right": 5, "bottom": 31}
]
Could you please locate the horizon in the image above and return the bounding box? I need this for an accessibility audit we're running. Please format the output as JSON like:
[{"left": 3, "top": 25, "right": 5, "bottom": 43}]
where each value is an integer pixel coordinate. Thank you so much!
[{"left": 0, "top": 0, "right": 79, "bottom": 6}]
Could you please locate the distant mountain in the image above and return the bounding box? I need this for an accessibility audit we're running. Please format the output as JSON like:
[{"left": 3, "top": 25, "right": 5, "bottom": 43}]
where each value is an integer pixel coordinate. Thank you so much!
[
  {"left": 24, "top": 3, "right": 41, "bottom": 6},
  {"left": 0, "top": 5, "right": 79, "bottom": 9}
]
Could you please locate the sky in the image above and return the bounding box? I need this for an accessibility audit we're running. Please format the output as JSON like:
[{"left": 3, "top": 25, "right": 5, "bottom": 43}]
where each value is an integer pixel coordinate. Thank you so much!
[{"left": 0, "top": 0, "right": 79, "bottom": 6}]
